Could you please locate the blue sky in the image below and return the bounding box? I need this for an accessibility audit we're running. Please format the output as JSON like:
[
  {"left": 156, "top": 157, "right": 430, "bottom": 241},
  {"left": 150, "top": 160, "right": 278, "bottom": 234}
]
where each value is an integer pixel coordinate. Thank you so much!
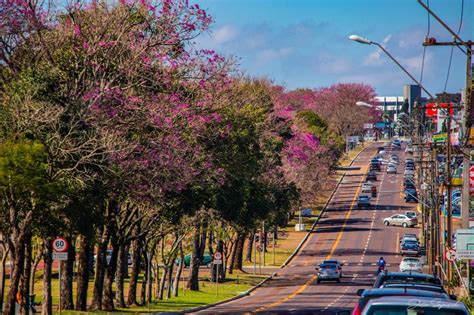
[{"left": 194, "top": 0, "right": 472, "bottom": 96}]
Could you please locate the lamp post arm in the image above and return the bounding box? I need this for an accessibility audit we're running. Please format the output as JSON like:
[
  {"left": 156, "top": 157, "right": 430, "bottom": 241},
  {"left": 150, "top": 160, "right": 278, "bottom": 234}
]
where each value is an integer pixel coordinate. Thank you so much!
[{"left": 374, "top": 42, "right": 435, "bottom": 99}]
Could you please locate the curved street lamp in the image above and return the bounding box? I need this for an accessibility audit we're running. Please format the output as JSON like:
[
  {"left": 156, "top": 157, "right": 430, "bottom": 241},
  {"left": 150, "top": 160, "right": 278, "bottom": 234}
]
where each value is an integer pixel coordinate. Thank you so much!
[{"left": 349, "top": 34, "right": 435, "bottom": 100}]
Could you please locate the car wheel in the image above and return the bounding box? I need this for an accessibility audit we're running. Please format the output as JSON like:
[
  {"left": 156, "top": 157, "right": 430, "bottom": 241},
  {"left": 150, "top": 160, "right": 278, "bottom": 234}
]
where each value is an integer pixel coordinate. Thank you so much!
[
  {"left": 384, "top": 221, "right": 389, "bottom": 226},
  {"left": 317, "top": 279, "right": 321, "bottom": 284},
  {"left": 402, "top": 222, "right": 408, "bottom": 228}
]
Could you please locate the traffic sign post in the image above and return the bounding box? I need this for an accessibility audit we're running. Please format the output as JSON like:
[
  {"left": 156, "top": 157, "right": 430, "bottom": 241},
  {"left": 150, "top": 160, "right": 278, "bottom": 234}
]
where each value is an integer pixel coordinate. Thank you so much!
[
  {"left": 53, "top": 237, "right": 69, "bottom": 315},
  {"left": 213, "top": 252, "right": 222, "bottom": 297}
]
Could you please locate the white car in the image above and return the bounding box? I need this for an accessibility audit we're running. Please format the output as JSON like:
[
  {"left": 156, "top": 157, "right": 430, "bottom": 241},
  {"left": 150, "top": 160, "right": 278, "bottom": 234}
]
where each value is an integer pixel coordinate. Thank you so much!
[
  {"left": 389, "top": 159, "right": 399, "bottom": 165},
  {"left": 404, "top": 169, "right": 415, "bottom": 176},
  {"left": 361, "top": 182, "right": 373, "bottom": 193},
  {"left": 387, "top": 165, "right": 397, "bottom": 174},
  {"left": 399, "top": 257, "right": 422, "bottom": 272}
]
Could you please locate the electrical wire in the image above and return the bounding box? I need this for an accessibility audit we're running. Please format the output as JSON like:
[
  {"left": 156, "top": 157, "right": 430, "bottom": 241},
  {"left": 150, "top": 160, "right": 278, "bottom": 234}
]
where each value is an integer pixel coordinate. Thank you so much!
[
  {"left": 443, "top": 0, "right": 464, "bottom": 92},
  {"left": 419, "top": 0, "right": 430, "bottom": 84}
]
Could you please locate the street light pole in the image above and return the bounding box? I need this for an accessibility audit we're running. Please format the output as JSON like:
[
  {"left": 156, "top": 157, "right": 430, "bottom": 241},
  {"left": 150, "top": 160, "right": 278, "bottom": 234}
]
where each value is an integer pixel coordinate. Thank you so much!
[{"left": 349, "top": 35, "right": 435, "bottom": 99}]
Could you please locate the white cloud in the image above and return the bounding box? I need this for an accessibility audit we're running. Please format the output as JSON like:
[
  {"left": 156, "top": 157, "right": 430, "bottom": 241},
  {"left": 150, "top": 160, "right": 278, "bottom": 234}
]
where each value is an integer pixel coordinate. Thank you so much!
[
  {"left": 364, "top": 34, "right": 392, "bottom": 66},
  {"left": 256, "top": 47, "right": 294, "bottom": 65},
  {"left": 210, "top": 25, "right": 238, "bottom": 45}
]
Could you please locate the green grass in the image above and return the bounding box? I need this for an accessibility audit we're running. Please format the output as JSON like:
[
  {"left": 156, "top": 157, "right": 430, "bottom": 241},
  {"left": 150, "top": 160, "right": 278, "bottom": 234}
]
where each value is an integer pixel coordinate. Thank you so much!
[{"left": 58, "top": 273, "right": 265, "bottom": 314}]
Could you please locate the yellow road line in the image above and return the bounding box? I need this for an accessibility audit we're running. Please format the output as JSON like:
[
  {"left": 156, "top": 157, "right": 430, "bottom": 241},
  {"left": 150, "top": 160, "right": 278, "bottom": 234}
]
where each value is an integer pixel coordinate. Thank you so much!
[{"left": 255, "top": 165, "right": 368, "bottom": 313}]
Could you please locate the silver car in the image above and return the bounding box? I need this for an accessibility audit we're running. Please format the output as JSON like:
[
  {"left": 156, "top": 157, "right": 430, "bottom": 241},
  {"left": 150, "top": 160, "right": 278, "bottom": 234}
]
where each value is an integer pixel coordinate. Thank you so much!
[
  {"left": 384, "top": 214, "right": 418, "bottom": 227},
  {"left": 386, "top": 165, "right": 397, "bottom": 174},
  {"left": 361, "top": 296, "right": 469, "bottom": 315},
  {"left": 316, "top": 263, "right": 341, "bottom": 283}
]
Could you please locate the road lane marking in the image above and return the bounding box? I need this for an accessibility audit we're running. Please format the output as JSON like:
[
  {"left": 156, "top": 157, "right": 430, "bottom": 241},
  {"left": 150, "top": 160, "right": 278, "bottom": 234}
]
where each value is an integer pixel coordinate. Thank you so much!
[{"left": 254, "top": 163, "right": 369, "bottom": 313}]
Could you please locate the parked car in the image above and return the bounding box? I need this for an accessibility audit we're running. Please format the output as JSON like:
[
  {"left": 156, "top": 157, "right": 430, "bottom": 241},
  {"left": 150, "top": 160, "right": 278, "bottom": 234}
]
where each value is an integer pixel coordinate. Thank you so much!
[
  {"left": 399, "top": 257, "right": 422, "bottom": 272},
  {"left": 366, "top": 171, "right": 377, "bottom": 181},
  {"left": 353, "top": 288, "right": 450, "bottom": 315},
  {"left": 388, "top": 159, "right": 399, "bottom": 166},
  {"left": 357, "top": 195, "right": 371, "bottom": 208},
  {"left": 390, "top": 154, "right": 399, "bottom": 161},
  {"left": 404, "top": 169, "right": 415, "bottom": 176},
  {"left": 383, "top": 214, "right": 418, "bottom": 227},
  {"left": 362, "top": 182, "right": 373, "bottom": 193},
  {"left": 400, "top": 239, "right": 420, "bottom": 256},
  {"left": 360, "top": 296, "right": 469, "bottom": 315},
  {"left": 316, "top": 262, "right": 341, "bottom": 283},
  {"left": 370, "top": 163, "right": 381, "bottom": 171},
  {"left": 386, "top": 165, "right": 397, "bottom": 174},
  {"left": 405, "top": 211, "right": 417, "bottom": 219},
  {"left": 177, "top": 254, "right": 213, "bottom": 268},
  {"left": 405, "top": 188, "right": 418, "bottom": 203}
]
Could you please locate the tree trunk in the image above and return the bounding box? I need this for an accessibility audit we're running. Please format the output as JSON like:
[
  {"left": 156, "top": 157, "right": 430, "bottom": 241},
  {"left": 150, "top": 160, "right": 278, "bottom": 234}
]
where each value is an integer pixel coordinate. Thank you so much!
[
  {"left": 227, "top": 233, "right": 240, "bottom": 275},
  {"left": 75, "top": 235, "right": 90, "bottom": 311},
  {"left": 186, "top": 222, "right": 200, "bottom": 291},
  {"left": 60, "top": 236, "right": 75, "bottom": 310},
  {"left": 4, "top": 237, "right": 26, "bottom": 315},
  {"left": 234, "top": 233, "right": 245, "bottom": 271},
  {"left": 30, "top": 242, "right": 43, "bottom": 304},
  {"left": 115, "top": 243, "right": 127, "bottom": 308},
  {"left": 127, "top": 238, "right": 141, "bottom": 306},
  {"left": 0, "top": 244, "right": 9, "bottom": 312},
  {"left": 20, "top": 232, "right": 32, "bottom": 314},
  {"left": 245, "top": 232, "right": 254, "bottom": 262},
  {"left": 139, "top": 251, "right": 148, "bottom": 306},
  {"left": 207, "top": 231, "right": 214, "bottom": 258},
  {"left": 166, "top": 264, "right": 174, "bottom": 300},
  {"left": 90, "top": 226, "right": 109, "bottom": 311},
  {"left": 102, "top": 238, "right": 119, "bottom": 311},
  {"left": 158, "top": 266, "right": 168, "bottom": 301},
  {"left": 173, "top": 243, "right": 184, "bottom": 297},
  {"left": 41, "top": 238, "right": 53, "bottom": 315},
  {"left": 199, "top": 221, "right": 207, "bottom": 258}
]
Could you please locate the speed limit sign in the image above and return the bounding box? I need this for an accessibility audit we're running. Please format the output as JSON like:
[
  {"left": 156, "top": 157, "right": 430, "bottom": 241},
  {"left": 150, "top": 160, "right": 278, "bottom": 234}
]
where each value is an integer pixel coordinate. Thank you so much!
[{"left": 52, "top": 237, "right": 69, "bottom": 253}]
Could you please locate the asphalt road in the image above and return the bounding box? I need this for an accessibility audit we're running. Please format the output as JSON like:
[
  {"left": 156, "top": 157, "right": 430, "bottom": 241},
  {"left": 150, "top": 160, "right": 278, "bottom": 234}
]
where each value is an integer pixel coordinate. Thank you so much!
[{"left": 192, "top": 142, "right": 417, "bottom": 314}]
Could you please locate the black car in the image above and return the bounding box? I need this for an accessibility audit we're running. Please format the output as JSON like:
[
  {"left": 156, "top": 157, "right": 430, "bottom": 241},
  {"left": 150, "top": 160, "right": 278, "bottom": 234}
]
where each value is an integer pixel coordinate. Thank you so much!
[
  {"left": 400, "top": 239, "right": 420, "bottom": 255},
  {"left": 353, "top": 288, "right": 450, "bottom": 314},
  {"left": 373, "top": 271, "right": 441, "bottom": 288},
  {"left": 404, "top": 188, "right": 418, "bottom": 202},
  {"left": 366, "top": 171, "right": 377, "bottom": 181},
  {"left": 380, "top": 283, "right": 455, "bottom": 299},
  {"left": 370, "top": 163, "right": 381, "bottom": 171}
]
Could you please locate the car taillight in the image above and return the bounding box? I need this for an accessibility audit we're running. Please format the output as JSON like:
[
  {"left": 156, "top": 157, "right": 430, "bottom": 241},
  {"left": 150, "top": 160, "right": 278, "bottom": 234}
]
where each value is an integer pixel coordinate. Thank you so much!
[{"left": 352, "top": 304, "right": 361, "bottom": 315}]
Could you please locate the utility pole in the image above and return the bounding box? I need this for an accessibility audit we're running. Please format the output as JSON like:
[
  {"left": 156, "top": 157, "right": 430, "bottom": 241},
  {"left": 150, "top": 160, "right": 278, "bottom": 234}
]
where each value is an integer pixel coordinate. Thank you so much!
[{"left": 446, "top": 112, "right": 452, "bottom": 281}]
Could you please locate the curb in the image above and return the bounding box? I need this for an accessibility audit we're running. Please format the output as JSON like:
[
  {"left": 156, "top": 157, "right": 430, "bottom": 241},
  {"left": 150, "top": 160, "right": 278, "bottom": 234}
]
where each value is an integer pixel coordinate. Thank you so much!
[
  {"left": 183, "top": 272, "right": 278, "bottom": 314},
  {"left": 280, "top": 146, "right": 366, "bottom": 268},
  {"left": 184, "top": 146, "right": 368, "bottom": 314}
]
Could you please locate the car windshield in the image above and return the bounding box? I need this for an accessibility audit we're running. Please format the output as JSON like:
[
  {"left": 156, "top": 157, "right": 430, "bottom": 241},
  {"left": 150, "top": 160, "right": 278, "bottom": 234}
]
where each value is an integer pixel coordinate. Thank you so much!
[
  {"left": 320, "top": 264, "right": 336, "bottom": 269},
  {"left": 359, "top": 196, "right": 369, "bottom": 200},
  {"left": 403, "top": 258, "right": 419, "bottom": 263},
  {"left": 379, "top": 275, "right": 441, "bottom": 286}
]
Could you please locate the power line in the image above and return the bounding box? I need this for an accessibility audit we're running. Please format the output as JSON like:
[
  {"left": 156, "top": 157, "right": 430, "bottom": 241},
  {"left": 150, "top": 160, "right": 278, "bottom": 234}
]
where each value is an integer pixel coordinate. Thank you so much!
[
  {"left": 443, "top": 0, "right": 464, "bottom": 92},
  {"left": 419, "top": 0, "right": 430, "bottom": 84}
]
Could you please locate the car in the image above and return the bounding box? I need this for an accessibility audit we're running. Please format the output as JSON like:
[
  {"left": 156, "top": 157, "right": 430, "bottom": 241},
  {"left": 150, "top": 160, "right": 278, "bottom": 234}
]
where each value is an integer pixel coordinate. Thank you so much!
[
  {"left": 361, "top": 182, "right": 373, "bottom": 193},
  {"left": 400, "top": 239, "right": 420, "bottom": 256},
  {"left": 405, "top": 164, "right": 415, "bottom": 171},
  {"left": 386, "top": 165, "right": 397, "bottom": 174},
  {"left": 388, "top": 159, "right": 399, "bottom": 166},
  {"left": 357, "top": 195, "right": 371, "bottom": 208},
  {"left": 399, "top": 257, "right": 422, "bottom": 272},
  {"left": 372, "top": 271, "right": 442, "bottom": 288},
  {"left": 353, "top": 288, "right": 450, "bottom": 315},
  {"left": 405, "top": 188, "right": 418, "bottom": 202},
  {"left": 322, "top": 260, "right": 344, "bottom": 276},
  {"left": 366, "top": 171, "right": 377, "bottom": 181},
  {"left": 405, "top": 146, "right": 414, "bottom": 153},
  {"left": 380, "top": 283, "right": 456, "bottom": 299},
  {"left": 390, "top": 154, "right": 399, "bottom": 160},
  {"left": 369, "top": 163, "right": 380, "bottom": 171},
  {"left": 383, "top": 214, "right": 418, "bottom": 227},
  {"left": 392, "top": 139, "right": 401, "bottom": 146},
  {"left": 177, "top": 254, "right": 213, "bottom": 268},
  {"left": 377, "top": 146, "right": 385, "bottom": 152},
  {"left": 316, "top": 262, "right": 341, "bottom": 283},
  {"left": 360, "top": 296, "right": 469, "bottom": 315},
  {"left": 404, "top": 169, "right": 415, "bottom": 176}
]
